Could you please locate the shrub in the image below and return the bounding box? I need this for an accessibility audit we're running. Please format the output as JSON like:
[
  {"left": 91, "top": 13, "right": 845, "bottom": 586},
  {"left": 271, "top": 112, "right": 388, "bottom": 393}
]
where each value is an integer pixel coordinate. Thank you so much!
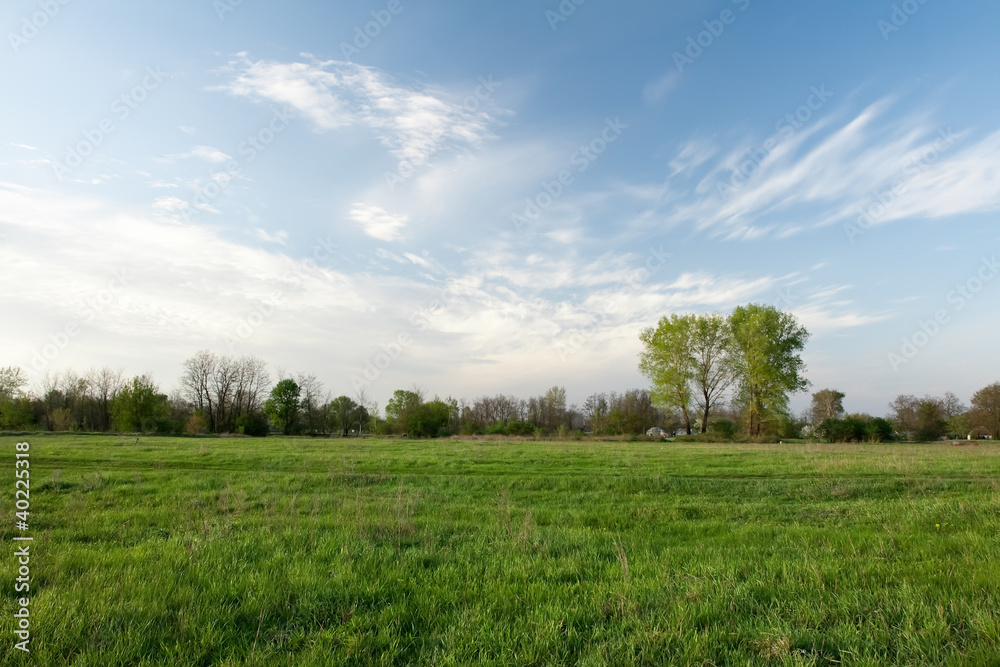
[
  {"left": 709, "top": 419, "right": 737, "bottom": 439},
  {"left": 185, "top": 413, "right": 208, "bottom": 435},
  {"left": 236, "top": 412, "right": 270, "bottom": 437}
]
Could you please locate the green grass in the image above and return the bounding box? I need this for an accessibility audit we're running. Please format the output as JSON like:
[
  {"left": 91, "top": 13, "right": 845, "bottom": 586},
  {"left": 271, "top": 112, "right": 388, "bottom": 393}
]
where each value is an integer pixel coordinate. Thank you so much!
[{"left": 2, "top": 435, "right": 999, "bottom": 665}]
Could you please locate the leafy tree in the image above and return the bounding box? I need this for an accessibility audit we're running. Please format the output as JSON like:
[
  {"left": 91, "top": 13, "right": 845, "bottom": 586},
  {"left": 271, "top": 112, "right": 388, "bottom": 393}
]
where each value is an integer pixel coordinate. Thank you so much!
[
  {"left": 385, "top": 389, "right": 423, "bottom": 434},
  {"left": 810, "top": 389, "right": 846, "bottom": 424},
  {"left": 0, "top": 366, "right": 28, "bottom": 400},
  {"left": 583, "top": 393, "right": 610, "bottom": 434},
  {"left": 728, "top": 304, "right": 810, "bottom": 436},
  {"left": 265, "top": 379, "right": 301, "bottom": 435},
  {"left": 0, "top": 366, "right": 32, "bottom": 429},
  {"left": 639, "top": 314, "right": 695, "bottom": 434},
  {"left": 970, "top": 382, "right": 1000, "bottom": 439},
  {"left": 947, "top": 413, "right": 972, "bottom": 439},
  {"left": 864, "top": 417, "right": 895, "bottom": 443},
  {"left": 411, "top": 399, "right": 453, "bottom": 437},
  {"left": 690, "top": 314, "right": 735, "bottom": 433},
  {"left": 330, "top": 395, "right": 362, "bottom": 437},
  {"left": 915, "top": 397, "right": 947, "bottom": 441},
  {"left": 111, "top": 375, "right": 170, "bottom": 433},
  {"left": 539, "top": 386, "right": 568, "bottom": 431}
]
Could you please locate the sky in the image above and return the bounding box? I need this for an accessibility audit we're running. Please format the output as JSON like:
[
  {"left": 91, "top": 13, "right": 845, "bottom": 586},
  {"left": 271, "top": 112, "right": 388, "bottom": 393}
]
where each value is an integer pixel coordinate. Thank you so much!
[{"left": 1, "top": 0, "right": 998, "bottom": 416}]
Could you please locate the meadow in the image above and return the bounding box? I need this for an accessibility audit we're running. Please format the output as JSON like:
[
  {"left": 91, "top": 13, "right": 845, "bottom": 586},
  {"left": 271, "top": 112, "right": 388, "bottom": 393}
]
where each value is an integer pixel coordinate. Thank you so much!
[{"left": 1, "top": 434, "right": 999, "bottom": 666}]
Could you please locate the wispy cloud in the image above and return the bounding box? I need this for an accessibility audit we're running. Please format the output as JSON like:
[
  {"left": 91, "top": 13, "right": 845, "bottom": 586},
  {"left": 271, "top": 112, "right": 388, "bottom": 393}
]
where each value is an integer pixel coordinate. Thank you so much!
[
  {"left": 650, "top": 98, "right": 1000, "bottom": 239},
  {"left": 216, "top": 54, "right": 506, "bottom": 169},
  {"left": 255, "top": 228, "right": 289, "bottom": 245},
  {"left": 642, "top": 71, "right": 680, "bottom": 105},
  {"left": 180, "top": 146, "right": 232, "bottom": 163}
]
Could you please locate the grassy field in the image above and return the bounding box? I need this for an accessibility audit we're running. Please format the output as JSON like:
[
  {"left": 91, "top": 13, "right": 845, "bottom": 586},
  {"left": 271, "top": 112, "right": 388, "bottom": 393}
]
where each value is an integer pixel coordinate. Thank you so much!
[{"left": 1, "top": 435, "right": 999, "bottom": 666}]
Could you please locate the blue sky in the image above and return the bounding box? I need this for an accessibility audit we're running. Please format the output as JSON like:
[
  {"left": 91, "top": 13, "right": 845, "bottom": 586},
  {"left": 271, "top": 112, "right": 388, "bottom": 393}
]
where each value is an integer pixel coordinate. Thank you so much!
[{"left": 2, "top": 0, "right": 998, "bottom": 415}]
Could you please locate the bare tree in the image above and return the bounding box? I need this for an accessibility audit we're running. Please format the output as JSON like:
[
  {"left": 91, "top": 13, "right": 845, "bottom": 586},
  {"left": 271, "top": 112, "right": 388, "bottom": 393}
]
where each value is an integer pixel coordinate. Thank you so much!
[
  {"left": 234, "top": 356, "right": 270, "bottom": 422},
  {"left": 297, "top": 373, "right": 329, "bottom": 435},
  {"left": 87, "top": 366, "right": 124, "bottom": 431},
  {"left": 888, "top": 394, "right": 920, "bottom": 440},
  {"left": 181, "top": 351, "right": 216, "bottom": 430},
  {"left": 354, "top": 388, "right": 378, "bottom": 435},
  {"left": 941, "top": 391, "right": 967, "bottom": 420}
]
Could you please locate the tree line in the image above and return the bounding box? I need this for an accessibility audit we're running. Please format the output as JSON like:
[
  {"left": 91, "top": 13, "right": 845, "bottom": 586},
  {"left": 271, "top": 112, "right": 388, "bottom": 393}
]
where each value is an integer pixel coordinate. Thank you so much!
[
  {"left": 1, "top": 301, "right": 997, "bottom": 441},
  {"left": 0, "top": 356, "right": 670, "bottom": 438}
]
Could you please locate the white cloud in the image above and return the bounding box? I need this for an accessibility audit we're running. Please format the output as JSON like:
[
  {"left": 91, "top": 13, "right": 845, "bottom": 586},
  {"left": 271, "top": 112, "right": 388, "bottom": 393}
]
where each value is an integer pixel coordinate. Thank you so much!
[
  {"left": 668, "top": 138, "right": 719, "bottom": 176},
  {"left": 255, "top": 229, "right": 289, "bottom": 245},
  {"left": 152, "top": 196, "right": 189, "bottom": 211},
  {"left": 404, "top": 253, "right": 432, "bottom": 269},
  {"left": 179, "top": 126, "right": 197, "bottom": 135},
  {"left": 349, "top": 203, "right": 408, "bottom": 241},
  {"left": 186, "top": 146, "right": 232, "bottom": 163},
  {"left": 653, "top": 98, "right": 1000, "bottom": 238},
  {"left": 217, "top": 54, "right": 506, "bottom": 168}
]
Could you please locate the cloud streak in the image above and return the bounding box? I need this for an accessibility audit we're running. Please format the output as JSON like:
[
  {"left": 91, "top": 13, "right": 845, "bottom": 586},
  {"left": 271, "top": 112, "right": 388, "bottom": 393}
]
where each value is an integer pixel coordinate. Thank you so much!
[{"left": 217, "top": 54, "right": 506, "bottom": 169}]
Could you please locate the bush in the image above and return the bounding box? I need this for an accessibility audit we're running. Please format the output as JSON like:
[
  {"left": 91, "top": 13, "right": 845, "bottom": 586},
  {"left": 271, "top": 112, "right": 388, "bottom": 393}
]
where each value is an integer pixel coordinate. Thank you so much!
[
  {"left": 709, "top": 419, "right": 737, "bottom": 439},
  {"left": 821, "top": 416, "right": 895, "bottom": 443},
  {"left": 236, "top": 412, "right": 270, "bottom": 437},
  {"left": 675, "top": 433, "right": 733, "bottom": 443},
  {"left": 185, "top": 413, "right": 208, "bottom": 435}
]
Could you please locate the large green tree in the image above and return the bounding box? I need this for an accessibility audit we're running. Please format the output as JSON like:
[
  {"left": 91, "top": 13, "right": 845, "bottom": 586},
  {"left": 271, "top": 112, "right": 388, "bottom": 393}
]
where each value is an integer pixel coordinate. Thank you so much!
[
  {"left": 640, "top": 313, "right": 735, "bottom": 434},
  {"left": 690, "top": 314, "right": 734, "bottom": 433},
  {"left": 970, "top": 382, "right": 1000, "bottom": 439},
  {"left": 329, "top": 395, "right": 362, "bottom": 437},
  {"left": 265, "top": 379, "right": 301, "bottom": 435},
  {"left": 639, "top": 314, "right": 695, "bottom": 434},
  {"left": 111, "top": 374, "right": 169, "bottom": 433},
  {"left": 385, "top": 389, "right": 423, "bottom": 434},
  {"left": 728, "top": 304, "right": 810, "bottom": 436}
]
